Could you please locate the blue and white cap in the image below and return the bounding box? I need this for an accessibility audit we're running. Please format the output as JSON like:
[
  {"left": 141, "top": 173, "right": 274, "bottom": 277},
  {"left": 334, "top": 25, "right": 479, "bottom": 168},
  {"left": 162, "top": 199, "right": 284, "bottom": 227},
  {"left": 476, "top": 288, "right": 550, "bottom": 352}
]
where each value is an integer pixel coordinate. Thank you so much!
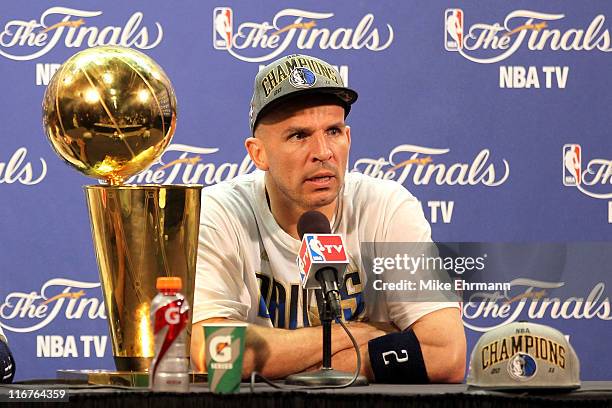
[
  {"left": 249, "top": 54, "right": 358, "bottom": 133},
  {"left": 467, "top": 321, "right": 580, "bottom": 391}
]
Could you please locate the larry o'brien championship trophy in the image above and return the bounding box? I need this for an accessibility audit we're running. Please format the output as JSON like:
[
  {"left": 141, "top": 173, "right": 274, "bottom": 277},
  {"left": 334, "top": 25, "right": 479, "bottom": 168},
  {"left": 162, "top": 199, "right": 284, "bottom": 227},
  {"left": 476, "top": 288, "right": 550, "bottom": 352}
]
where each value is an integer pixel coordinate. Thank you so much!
[{"left": 41, "top": 46, "right": 202, "bottom": 385}]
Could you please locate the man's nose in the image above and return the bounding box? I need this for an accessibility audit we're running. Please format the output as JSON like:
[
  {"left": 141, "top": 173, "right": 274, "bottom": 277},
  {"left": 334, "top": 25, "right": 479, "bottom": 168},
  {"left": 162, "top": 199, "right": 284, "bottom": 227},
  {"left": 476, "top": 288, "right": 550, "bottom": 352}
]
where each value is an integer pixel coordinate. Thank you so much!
[{"left": 311, "top": 133, "right": 333, "bottom": 162}]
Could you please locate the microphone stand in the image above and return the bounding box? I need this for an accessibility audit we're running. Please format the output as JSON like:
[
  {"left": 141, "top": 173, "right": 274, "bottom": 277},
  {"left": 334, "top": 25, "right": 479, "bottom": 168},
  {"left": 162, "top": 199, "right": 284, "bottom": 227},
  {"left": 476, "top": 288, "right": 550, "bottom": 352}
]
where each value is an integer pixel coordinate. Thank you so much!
[{"left": 285, "top": 290, "right": 368, "bottom": 386}]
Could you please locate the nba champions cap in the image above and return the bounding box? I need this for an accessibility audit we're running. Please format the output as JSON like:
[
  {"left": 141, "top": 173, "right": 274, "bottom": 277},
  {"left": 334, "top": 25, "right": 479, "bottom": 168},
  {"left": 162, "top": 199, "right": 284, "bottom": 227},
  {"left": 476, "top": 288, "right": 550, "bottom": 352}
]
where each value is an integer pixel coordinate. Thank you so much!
[
  {"left": 467, "top": 321, "right": 580, "bottom": 391},
  {"left": 249, "top": 54, "right": 358, "bottom": 133}
]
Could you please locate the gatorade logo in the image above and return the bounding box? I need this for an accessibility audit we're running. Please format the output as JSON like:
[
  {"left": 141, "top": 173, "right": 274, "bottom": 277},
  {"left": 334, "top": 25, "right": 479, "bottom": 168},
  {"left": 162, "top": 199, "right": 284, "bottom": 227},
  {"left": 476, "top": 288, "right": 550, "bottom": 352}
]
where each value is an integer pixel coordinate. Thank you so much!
[
  {"left": 164, "top": 307, "right": 180, "bottom": 324},
  {"left": 209, "top": 336, "right": 232, "bottom": 362}
]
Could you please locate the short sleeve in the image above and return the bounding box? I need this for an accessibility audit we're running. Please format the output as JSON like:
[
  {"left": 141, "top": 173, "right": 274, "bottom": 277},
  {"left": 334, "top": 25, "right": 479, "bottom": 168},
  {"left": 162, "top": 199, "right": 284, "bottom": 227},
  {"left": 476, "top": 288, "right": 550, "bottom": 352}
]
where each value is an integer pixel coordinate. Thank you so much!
[
  {"left": 192, "top": 192, "right": 251, "bottom": 324},
  {"left": 378, "top": 186, "right": 459, "bottom": 331},
  {"left": 382, "top": 187, "right": 431, "bottom": 243}
]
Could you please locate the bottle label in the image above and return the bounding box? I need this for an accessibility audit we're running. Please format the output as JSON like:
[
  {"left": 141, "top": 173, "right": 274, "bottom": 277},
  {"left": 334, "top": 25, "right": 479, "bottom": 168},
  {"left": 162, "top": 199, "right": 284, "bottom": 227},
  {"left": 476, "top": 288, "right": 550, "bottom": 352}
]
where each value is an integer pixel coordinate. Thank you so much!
[{"left": 151, "top": 299, "right": 188, "bottom": 383}]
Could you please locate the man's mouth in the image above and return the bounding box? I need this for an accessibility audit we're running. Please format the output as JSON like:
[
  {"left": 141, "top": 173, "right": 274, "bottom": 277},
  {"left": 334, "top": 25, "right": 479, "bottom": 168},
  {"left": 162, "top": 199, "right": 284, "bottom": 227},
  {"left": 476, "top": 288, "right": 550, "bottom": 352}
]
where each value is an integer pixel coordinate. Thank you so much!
[{"left": 305, "top": 173, "right": 335, "bottom": 187}]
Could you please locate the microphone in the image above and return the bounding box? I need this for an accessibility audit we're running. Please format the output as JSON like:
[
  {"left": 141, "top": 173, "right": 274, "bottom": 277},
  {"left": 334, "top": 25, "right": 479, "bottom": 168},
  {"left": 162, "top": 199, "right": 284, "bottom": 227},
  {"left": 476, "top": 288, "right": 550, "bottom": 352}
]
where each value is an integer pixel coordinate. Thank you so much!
[
  {"left": 296, "top": 211, "right": 348, "bottom": 319},
  {"left": 287, "top": 211, "right": 368, "bottom": 387}
]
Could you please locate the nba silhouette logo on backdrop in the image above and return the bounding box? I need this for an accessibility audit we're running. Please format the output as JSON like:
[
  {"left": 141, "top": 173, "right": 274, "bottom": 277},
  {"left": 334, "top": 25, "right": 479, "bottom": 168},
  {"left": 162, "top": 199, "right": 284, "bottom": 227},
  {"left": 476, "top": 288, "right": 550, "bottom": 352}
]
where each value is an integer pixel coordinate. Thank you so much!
[
  {"left": 563, "top": 144, "right": 581, "bottom": 186},
  {"left": 445, "top": 9, "right": 464, "bottom": 51},
  {"left": 213, "top": 7, "right": 233, "bottom": 49}
]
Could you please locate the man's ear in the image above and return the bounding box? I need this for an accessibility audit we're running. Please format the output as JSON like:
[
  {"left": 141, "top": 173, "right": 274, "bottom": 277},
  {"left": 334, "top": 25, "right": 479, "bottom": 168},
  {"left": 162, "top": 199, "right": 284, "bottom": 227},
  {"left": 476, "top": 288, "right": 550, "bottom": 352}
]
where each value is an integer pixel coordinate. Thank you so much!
[
  {"left": 245, "top": 136, "right": 269, "bottom": 171},
  {"left": 345, "top": 125, "right": 352, "bottom": 171},
  {"left": 345, "top": 125, "right": 351, "bottom": 148}
]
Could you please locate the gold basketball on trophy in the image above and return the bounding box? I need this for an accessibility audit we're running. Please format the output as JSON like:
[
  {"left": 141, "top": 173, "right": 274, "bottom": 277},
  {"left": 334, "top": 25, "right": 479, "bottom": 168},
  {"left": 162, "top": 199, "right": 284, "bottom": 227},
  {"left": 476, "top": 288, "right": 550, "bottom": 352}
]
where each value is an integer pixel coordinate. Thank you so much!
[{"left": 42, "top": 46, "right": 177, "bottom": 185}]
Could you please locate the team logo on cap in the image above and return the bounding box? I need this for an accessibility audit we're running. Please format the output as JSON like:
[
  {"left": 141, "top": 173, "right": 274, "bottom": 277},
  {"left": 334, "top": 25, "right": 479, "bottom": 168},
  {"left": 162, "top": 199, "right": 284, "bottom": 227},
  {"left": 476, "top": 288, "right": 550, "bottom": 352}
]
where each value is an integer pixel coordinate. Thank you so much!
[
  {"left": 289, "top": 67, "right": 316, "bottom": 88},
  {"left": 507, "top": 353, "right": 537, "bottom": 381}
]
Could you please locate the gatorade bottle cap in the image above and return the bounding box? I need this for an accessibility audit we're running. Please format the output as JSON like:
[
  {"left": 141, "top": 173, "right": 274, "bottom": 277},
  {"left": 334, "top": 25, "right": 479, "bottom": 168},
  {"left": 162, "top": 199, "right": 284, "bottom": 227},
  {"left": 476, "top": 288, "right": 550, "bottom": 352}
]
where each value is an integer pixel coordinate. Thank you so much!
[{"left": 156, "top": 277, "right": 182, "bottom": 291}]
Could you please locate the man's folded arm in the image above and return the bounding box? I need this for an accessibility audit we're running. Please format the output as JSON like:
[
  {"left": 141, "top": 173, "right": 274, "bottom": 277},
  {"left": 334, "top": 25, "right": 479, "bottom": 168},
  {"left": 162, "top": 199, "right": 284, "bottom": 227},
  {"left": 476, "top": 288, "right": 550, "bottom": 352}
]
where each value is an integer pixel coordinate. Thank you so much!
[
  {"left": 411, "top": 307, "right": 466, "bottom": 382},
  {"left": 329, "top": 308, "right": 466, "bottom": 383},
  {"left": 191, "top": 318, "right": 393, "bottom": 379}
]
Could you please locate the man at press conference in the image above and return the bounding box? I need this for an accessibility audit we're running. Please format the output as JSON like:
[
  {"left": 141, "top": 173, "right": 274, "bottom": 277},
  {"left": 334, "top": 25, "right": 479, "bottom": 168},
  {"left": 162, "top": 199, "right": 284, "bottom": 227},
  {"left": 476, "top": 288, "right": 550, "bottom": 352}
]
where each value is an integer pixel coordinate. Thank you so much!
[{"left": 190, "top": 54, "right": 466, "bottom": 383}]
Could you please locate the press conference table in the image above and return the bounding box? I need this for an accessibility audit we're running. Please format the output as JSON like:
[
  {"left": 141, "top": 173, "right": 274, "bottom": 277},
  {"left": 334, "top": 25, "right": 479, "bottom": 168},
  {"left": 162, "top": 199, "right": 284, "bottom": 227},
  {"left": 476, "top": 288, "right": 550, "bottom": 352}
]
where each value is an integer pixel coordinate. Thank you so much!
[{"left": 2, "top": 381, "right": 612, "bottom": 407}]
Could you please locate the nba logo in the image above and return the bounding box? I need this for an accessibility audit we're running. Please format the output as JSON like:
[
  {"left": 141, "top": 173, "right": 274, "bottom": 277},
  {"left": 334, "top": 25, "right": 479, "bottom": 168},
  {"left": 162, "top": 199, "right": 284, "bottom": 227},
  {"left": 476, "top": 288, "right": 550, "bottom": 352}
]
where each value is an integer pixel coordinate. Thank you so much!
[
  {"left": 213, "top": 7, "right": 233, "bottom": 50},
  {"left": 445, "top": 9, "right": 463, "bottom": 51},
  {"left": 297, "top": 240, "right": 313, "bottom": 286},
  {"left": 297, "top": 257, "right": 306, "bottom": 282},
  {"left": 306, "top": 236, "right": 325, "bottom": 261},
  {"left": 563, "top": 144, "right": 582, "bottom": 186}
]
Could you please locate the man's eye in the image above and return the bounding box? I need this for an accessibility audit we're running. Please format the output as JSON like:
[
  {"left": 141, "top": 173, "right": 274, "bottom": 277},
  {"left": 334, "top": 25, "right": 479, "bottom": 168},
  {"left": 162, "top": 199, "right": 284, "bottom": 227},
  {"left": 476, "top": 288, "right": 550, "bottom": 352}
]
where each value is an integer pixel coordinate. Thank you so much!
[
  {"left": 289, "top": 133, "right": 306, "bottom": 140},
  {"left": 328, "top": 128, "right": 341, "bottom": 135}
]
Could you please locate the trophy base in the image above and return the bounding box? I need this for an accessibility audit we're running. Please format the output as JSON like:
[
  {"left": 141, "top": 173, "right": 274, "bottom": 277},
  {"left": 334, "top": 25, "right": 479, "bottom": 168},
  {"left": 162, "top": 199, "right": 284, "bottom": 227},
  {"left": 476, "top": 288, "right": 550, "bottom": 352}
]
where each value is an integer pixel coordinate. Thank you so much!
[
  {"left": 57, "top": 369, "right": 207, "bottom": 387},
  {"left": 114, "top": 356, "right": 151, "bottom": 372}
]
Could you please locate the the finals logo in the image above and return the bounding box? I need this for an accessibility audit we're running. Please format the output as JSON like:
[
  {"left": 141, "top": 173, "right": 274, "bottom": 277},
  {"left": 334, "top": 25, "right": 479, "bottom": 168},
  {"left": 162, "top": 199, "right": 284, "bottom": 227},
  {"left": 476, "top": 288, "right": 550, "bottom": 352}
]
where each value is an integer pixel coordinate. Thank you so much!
[
  {"left": 0, "top": 7, "right": 163, "bottom": 61},
  {"left": 443, "top": 8, "right": 612, "bottom": 64},
  {"left": 212, "top": 7, "right": 394, "bottom": 63}
]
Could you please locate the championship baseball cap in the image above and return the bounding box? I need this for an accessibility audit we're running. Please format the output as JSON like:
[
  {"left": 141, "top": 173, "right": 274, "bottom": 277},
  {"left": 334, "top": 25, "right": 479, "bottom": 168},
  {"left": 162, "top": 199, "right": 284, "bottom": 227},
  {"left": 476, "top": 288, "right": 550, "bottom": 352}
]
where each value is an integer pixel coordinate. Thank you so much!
[
  {"left": 249, "top": 54, "right": 358, "bottom": 133},
  {"left": 467, "top": 321, "right": 580, "bottom": 391}
]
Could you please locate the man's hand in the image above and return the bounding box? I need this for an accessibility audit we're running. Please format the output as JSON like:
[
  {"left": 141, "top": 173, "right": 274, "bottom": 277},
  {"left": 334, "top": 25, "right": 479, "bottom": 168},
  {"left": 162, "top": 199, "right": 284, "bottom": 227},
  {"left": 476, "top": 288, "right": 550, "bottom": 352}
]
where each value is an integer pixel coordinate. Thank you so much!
[{"left": 306, "top": 322, "right": 396, "bottom": 379}]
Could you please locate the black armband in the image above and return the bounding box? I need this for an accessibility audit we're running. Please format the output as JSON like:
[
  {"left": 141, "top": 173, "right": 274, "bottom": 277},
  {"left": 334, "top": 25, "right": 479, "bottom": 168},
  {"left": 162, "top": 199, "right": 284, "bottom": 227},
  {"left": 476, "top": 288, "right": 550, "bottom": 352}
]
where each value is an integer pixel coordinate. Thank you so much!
[{"left": 368, "top": 329, "right": 428, "bottom": 384}]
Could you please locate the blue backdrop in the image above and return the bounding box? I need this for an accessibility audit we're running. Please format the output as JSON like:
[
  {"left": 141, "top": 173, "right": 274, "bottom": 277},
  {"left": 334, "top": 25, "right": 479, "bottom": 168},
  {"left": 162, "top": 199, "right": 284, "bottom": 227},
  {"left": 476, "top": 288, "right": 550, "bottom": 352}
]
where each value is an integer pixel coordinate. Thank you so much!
[{"left": 0, "top": 1, "right": 610, "bottom": 381}]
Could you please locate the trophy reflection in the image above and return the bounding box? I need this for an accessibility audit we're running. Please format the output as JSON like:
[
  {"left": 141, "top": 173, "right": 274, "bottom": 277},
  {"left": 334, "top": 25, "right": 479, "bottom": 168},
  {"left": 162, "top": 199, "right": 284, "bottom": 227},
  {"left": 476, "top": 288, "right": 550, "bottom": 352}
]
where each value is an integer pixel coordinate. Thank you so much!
[{"left": 42, "top": 46, "right": 201, "bottom": 383}]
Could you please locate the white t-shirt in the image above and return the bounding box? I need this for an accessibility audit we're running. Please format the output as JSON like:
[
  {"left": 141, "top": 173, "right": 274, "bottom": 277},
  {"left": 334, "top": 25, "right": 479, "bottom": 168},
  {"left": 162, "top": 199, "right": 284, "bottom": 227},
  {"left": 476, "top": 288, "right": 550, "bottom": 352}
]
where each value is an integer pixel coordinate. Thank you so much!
[{"left": 193, "top": 170, "right": 458, "bottom": 330}]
